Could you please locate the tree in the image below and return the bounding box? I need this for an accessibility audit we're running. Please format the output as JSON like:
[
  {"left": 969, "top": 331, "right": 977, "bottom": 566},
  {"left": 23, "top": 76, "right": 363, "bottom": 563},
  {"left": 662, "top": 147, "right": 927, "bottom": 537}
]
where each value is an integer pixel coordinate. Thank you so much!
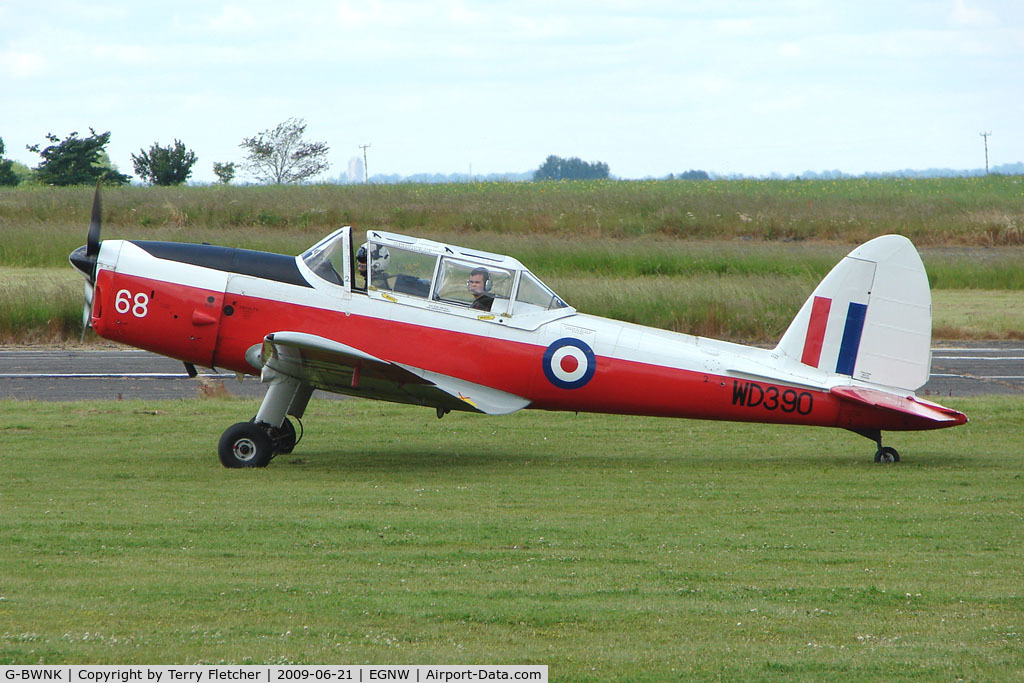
[
  {"left": 668, "top": 169, "right": 710, "bottom": 181},
  {"left": 27, "top": 128, "right": 131, "bottom": 185},
  {"left": 239, "top": 117, "right": 330, "bottom": 184},
  {"left": 0, "top": 137, "right": 19, "bottom": 186},
  {"left": 131, "top": 139, "right": 198, "bottom": 185},
  {"left": 533, "top": 155, "right": 610, "bottom": 181},
  {"left": 212, "top": 161, "right": 236, "bottom": 184}
]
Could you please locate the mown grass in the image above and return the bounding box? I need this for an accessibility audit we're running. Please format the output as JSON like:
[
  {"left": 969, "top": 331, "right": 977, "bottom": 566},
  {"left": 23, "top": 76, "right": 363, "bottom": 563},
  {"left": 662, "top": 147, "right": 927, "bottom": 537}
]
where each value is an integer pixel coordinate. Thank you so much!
[
  {"left": 931, "top": 291, "right": 1024, "bottom": 339},
  {"left": 0, "top": 396, "right": 1019, "bottom": 678}
]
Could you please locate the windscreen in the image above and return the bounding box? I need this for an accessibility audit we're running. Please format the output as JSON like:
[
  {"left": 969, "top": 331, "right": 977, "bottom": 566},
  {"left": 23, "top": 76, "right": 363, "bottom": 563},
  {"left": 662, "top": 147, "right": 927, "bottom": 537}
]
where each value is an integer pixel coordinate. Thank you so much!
[
  {"left": 515, "top": 271, "right": 568, "bottom": 311},
  {"left": 301, "top": 232, "right": 347, "bottom": 285}
]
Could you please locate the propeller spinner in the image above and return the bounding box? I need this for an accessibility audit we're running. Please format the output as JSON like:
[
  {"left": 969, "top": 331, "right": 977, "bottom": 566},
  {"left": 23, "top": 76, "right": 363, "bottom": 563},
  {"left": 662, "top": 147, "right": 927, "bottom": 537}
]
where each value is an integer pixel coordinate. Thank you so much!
[{"left": 68, "top": 186, "right": 103, "bottom": 338}]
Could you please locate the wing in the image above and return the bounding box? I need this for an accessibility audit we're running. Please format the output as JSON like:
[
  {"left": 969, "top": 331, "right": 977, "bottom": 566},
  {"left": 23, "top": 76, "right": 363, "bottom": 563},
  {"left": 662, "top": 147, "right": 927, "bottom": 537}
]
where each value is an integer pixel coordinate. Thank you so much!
[{"left": 256, "top": 331, "right": 530, "bottom": 415}]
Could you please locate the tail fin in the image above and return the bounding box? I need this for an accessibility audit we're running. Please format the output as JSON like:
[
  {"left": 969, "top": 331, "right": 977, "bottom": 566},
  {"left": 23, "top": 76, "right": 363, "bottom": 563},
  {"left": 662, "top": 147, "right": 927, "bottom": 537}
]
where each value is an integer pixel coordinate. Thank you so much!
[{"left": 775, "top": 235, "right": 932, "bottom": 391}]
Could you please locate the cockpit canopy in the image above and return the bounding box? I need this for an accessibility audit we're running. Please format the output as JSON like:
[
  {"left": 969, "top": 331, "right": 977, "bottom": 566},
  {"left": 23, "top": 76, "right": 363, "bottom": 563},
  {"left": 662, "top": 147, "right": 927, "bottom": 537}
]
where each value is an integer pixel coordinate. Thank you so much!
[{"left": 301, "top": 229, "right": 571, "bottom": 325}]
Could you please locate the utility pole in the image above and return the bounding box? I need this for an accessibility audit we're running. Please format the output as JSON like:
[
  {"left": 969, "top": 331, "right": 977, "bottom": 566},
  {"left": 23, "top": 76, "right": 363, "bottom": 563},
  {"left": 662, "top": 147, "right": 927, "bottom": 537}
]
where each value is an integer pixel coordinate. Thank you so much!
[
  {"left": 980, "top": 132, "right": 991, "bottom": 174},
  {"left": 358, "top": 143, "right": 371, "bottom": 183}
]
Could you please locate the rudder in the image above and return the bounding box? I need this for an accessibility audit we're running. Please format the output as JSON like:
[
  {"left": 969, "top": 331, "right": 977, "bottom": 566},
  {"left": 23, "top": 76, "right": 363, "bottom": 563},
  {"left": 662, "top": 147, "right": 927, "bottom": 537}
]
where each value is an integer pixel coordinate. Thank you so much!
[{"left": 775, "top": 235, "right": 932, "bottom": 391}]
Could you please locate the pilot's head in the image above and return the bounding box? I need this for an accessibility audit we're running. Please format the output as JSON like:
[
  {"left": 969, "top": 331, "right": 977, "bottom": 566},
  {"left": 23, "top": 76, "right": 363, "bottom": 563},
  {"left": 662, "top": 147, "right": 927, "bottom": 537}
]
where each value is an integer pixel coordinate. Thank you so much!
[
  {"left": 357, "top": 243, "right": 390, "bottom": 277},
  {"left": 356, "top": 244, "right": 368, "bottom": 275},
  {"left": 467, "top": 267, "right": 490, "bottom": 296}
]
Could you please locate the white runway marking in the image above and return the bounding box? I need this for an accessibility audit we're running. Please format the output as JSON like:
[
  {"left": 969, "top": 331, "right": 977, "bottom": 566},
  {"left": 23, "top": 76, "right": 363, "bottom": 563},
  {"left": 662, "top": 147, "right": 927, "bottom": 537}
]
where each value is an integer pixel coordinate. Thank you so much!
[{"left": 932, "top": 356, "right": 1024, "bottom": 361}]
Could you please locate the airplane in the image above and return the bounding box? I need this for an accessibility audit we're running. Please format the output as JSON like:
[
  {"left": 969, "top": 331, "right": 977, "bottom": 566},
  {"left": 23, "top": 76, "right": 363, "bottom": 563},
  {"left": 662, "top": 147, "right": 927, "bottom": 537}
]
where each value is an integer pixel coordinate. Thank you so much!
[{"left": 69, "top": 188, "right": 966, "bottom": 468}]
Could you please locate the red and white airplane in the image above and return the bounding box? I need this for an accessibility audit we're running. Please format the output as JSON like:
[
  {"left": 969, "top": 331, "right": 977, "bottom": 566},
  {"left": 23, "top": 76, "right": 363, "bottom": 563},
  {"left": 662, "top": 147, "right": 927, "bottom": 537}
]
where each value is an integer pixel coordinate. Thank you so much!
[{"left": 69, "top": 189, "right": 966, "bottom": 467}]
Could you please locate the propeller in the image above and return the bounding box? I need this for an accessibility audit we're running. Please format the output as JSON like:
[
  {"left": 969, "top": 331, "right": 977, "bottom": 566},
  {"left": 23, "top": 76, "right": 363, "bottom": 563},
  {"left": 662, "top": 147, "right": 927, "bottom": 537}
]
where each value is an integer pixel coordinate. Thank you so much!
[
  {"left": 69, "top": 185, "right": 103, "bottom": 340},
  {"left": 87, "top": 182, "right": 102, "bottom": 259},
  {"left": 81, "top": 280, "right": 94, "bottom": 340}
]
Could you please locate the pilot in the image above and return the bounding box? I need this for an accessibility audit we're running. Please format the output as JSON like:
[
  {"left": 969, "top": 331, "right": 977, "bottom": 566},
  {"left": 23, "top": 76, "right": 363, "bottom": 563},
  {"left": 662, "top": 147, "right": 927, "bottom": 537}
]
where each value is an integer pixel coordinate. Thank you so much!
[
  {"left": 467, "top": 267, "right": 494, "bottom": 311},
  {"left": 356, "top": 243, "right": 391, "bottom": 290}
]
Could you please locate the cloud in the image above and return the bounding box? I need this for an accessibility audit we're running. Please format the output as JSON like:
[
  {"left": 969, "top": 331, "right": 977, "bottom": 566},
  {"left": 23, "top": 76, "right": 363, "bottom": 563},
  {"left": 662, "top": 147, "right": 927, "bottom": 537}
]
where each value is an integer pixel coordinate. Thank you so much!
[
  {"left": 0, "top": 49, "right": 46, "bottom": 78},
  {"left": 208, "top": 5, "right": 260, "bottom": 31},
  {"left": 713, "top": 18, "right": 757, "bottom": 37},
  {"left": 949, "top": 0, "right": 997, "bottom": 27},
  {"left": 334, "top": 0, "right": 418, "bottom": 30},
  {"left": 91, "top": 44, "right": 155, "bottom": 65},
  {"left": 778, "top": 42, "right": 801, "bottom": 58}
]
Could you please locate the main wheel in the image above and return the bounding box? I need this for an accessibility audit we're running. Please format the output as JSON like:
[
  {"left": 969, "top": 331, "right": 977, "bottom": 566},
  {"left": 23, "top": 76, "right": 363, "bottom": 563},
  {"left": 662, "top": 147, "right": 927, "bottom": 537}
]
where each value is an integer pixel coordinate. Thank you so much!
[
  {"left": 218, "top": 422, "right": 274, "bottom": 468},
  {"left": 874, "top": 446, "right": 900, "bottom": 463}
]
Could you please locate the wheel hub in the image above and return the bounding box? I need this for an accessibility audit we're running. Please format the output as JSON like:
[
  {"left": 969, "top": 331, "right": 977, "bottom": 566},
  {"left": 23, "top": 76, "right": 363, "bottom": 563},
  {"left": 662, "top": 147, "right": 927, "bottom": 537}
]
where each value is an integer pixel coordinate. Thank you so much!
[{"left": 232, "top": 437, "right": 258, "bottom": 462}]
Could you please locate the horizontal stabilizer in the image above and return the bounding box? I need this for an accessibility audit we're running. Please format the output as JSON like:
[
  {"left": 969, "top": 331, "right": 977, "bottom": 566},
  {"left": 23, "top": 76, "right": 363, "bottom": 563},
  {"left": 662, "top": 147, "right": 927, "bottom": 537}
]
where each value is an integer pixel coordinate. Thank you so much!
[{"left": 831, "top": 385, "right": 967, "bottom": 430}]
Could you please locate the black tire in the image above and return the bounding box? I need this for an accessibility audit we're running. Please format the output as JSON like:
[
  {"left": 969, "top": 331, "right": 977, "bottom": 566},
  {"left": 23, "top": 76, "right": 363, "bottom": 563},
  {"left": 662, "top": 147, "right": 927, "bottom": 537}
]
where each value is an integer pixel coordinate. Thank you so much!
[
  {"left": 218, "top": 422, "right": 274, "bottom": 468},
  {"left": 874, "top": 446, "right": 900, "bottom": 464}
]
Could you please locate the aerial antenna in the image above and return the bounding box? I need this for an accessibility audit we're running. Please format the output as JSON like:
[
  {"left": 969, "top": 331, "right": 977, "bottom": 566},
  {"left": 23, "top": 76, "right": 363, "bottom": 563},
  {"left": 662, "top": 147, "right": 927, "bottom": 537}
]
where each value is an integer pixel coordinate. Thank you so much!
[
  {"left": 979, "top": 132, "right": 991, "bottom": 174},
  {"left": 359, "top": 143, "right": 371, "bottom": 183}
]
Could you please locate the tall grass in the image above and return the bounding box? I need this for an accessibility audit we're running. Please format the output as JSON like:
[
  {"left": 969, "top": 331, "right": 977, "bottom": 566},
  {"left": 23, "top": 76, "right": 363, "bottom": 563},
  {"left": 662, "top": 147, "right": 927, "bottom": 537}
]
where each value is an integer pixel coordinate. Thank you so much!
[
  {"left": 6, "top": 266, "right": 1020, "bottom": 345},
  {"left": 0, "top": 268, "right": 81, "bottom": 342},
  {"left": 2, "top": 224, "right": 1022, "bottom": 291},
  {"left": 2, "top": 179, "right": 1021, "bottom": 343},
  {"left": 2, "top": 175, "right": 1023, "bottom": 262},
  {"left": 554, "top": 274, "right": 811, "bottom": 340}
]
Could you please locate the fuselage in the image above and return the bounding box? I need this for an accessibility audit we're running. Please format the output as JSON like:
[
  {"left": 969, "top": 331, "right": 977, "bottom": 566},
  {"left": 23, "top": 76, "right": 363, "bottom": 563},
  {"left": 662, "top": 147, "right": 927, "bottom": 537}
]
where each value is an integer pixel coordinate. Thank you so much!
[{"left": 82, "top": 236, "right": 959, "bottom": 434}]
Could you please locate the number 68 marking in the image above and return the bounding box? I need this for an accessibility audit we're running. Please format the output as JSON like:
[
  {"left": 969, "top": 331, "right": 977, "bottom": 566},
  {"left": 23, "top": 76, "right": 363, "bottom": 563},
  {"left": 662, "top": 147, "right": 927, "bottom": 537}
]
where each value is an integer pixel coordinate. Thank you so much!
[{"left": 115, "top": 289, "right": 149, "bottom": 317}]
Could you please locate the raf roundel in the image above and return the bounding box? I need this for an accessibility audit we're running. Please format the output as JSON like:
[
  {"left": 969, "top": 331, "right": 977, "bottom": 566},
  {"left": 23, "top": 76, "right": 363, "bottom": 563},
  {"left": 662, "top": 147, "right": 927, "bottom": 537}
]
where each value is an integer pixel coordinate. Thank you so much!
[{"left": 542, "top": 338, "right": 596, "bottom": 390}]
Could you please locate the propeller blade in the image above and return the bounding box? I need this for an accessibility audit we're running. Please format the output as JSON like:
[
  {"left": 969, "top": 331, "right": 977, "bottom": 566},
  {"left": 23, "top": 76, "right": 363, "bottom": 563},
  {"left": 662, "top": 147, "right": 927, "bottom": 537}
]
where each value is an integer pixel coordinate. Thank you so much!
[
  {"left": 70, "top": 185, "right": 103, "bottom": 282},
  {"left": 74, "top": 187, "right": 102, "bottom": 342},
  {"left": 87, "top": 184, "right": 102, "bottom": 258},
  {"left": 81, "top": 280, "right": 94, "bottom": 342}
]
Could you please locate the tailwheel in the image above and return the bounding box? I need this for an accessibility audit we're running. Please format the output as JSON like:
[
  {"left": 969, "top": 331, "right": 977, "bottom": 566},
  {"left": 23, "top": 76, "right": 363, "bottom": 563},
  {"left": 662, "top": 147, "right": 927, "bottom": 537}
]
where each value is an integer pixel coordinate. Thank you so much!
[
  {"left": 850, "top": 429, "right": 901, "bottom": 464},
  {"left": 874, "top": 446, "right": 900, "bottom": 464},
  {"left": 218, "top": 422, "right": 274, "bottom": 468}
]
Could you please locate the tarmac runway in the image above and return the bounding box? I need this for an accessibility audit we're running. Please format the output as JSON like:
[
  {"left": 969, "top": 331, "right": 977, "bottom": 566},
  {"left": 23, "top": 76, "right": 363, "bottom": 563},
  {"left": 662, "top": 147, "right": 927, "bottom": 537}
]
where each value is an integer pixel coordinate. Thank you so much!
[{"left": 0, "top": 341, "right": 1020, "bottom": 402}]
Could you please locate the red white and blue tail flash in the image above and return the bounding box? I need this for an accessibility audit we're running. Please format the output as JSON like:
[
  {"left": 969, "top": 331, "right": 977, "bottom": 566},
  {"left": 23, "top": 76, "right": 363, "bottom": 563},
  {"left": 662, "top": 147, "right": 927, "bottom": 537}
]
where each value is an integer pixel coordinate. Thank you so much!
[{"left": 777, "top": 235, "right": 932, "bottom": 391}]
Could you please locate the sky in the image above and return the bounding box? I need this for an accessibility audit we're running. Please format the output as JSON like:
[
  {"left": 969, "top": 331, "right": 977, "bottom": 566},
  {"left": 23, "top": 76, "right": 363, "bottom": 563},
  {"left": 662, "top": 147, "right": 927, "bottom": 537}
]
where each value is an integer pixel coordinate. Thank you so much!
[{"left": 2, "top": 0, "right": 1022, "bottom": 183}]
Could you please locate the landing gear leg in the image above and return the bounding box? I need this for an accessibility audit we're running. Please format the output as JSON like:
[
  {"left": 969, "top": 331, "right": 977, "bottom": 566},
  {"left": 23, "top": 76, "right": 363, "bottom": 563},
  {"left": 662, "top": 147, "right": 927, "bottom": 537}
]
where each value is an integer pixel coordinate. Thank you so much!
[
  {"left": 850, "top": 429, "right": 900, "bottom": 464},
  {"left": 217, "top": 366, "right": 312, "bottom": 468}
]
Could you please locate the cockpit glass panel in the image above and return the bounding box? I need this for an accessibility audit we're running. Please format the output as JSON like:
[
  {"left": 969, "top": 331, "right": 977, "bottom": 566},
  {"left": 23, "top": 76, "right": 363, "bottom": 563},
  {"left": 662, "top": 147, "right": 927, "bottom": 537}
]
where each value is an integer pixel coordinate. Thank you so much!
[
  {"left": 301, "top": 232, "right": 346, "bottom": 285},
  {"left": 433, "top": 258, "right": 513, "bottom": 310},
  {"left": 368, "top": 244, "right": 437, "bottom": 298},
  {"left": 515, "top": 271, "right": 568, "bottom": 311}
]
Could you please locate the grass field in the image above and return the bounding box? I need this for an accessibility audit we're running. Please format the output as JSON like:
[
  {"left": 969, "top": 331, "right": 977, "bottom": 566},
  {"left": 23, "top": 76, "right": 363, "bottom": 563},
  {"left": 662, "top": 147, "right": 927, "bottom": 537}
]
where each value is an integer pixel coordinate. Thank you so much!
[
  {"left": 3, "top": 265, "right": 1022, "bottom": 345},
  {"left": 1, "top": 396, "right": 1020, "bottom": 678},
  {"left": 3, "top": 178, "right": 1024, "bottom": 266},
  {"left": 2, "top": 176, "right": 1023, "bottom": 248},
  {"left": 1, "top": 179, "right": 1022, "bottom": 343}
]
